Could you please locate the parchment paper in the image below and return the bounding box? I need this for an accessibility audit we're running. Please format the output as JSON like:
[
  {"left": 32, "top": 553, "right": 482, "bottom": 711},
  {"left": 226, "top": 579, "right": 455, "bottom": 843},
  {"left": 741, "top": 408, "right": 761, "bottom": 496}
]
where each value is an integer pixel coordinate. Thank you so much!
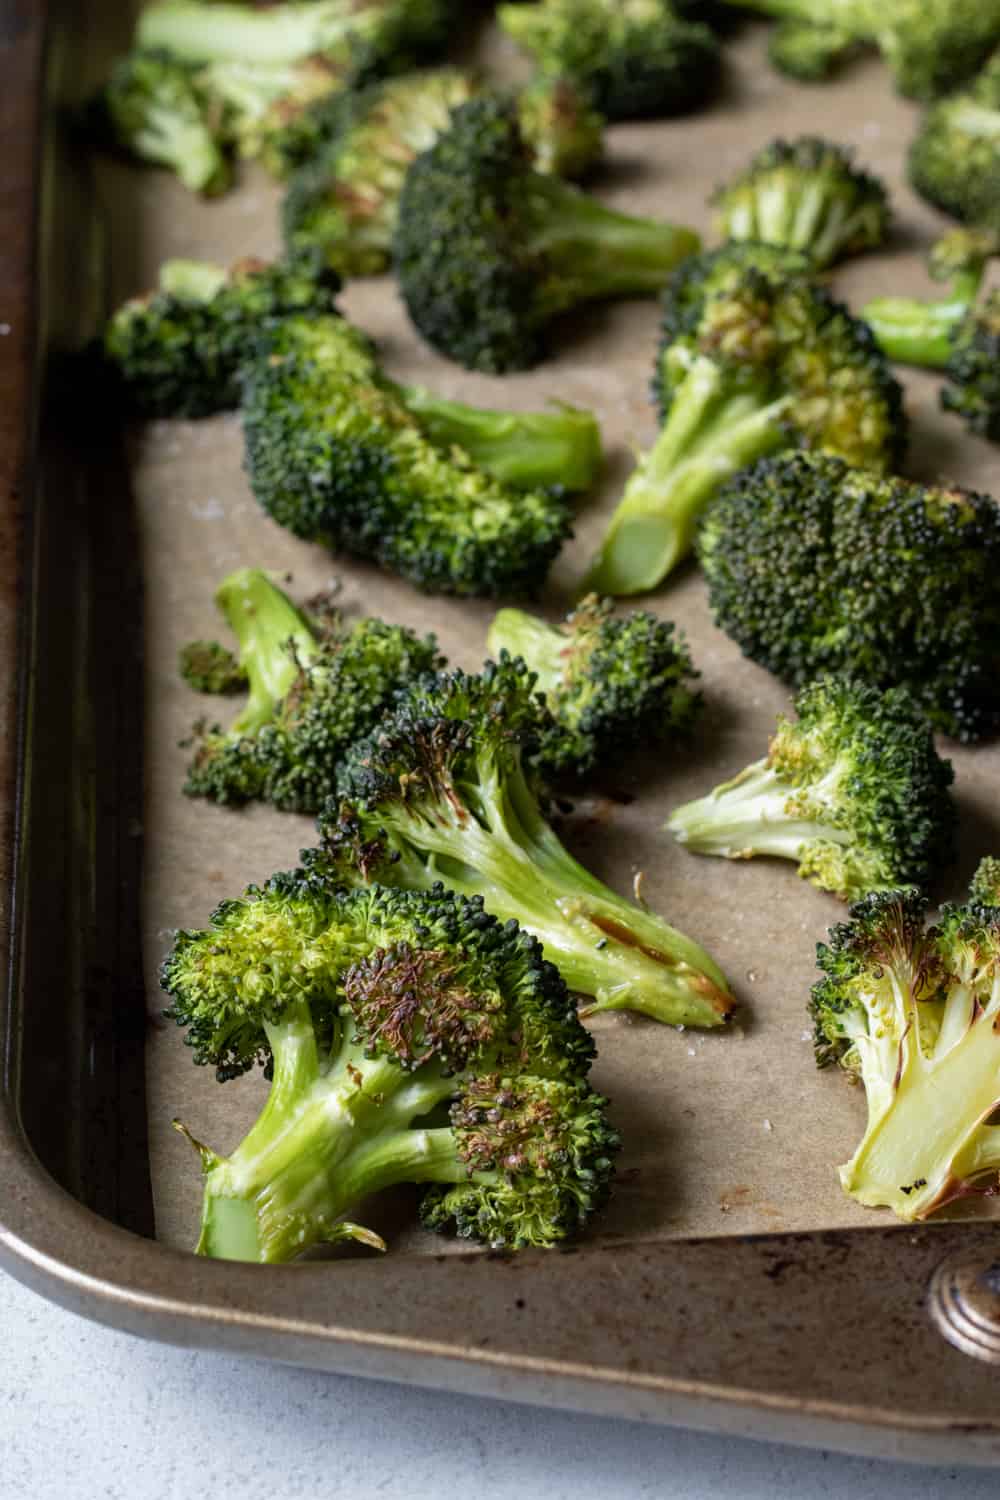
[{"left": 90, "top": 20, "right": 1000, "bottom": 1254}]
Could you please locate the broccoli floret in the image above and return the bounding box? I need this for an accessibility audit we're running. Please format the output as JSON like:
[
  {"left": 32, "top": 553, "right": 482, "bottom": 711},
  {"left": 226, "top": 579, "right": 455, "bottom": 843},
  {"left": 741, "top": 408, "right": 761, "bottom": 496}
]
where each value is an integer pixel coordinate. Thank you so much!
[
  {"left": 314, "top": 658, "right": 735, "bottom": 1028},
  {"left": 863, "top": 228, "right": 1000, "bottom": 439},
  {"left": 184, "top": 568, "right": 442, "bottom": 810},
  {"left": 197, "top": 55, "right": 351, "bottom": 176},
  {"left": 85, "top": 49, "right": 231, "bottom": 195},
  {"left": 498, "top": 0, "right": 721, "bottom": 121},
  {"left": 699, "top": 451, "right": 1000, "bottom": 742},
  {"left": 668, "top": 678, "right": 956, "bottom": 902},
  {"left": 516, "top": 76, "right": 605, "bottom": 179},
  {"left": 909, "top": 52, "right": 1000, "bottom": 229},
  {"left": 584, "top": 243, "right": 905, "bottom": 595},
  {"left": 241, "top": 315, "right": 574, "bottom": 595},
  {"left": 103, "top": 254, "right": 341, "bottom": 419},
  {"left": 711, "top": 137, "right": 891, "bottom": 270},
  {"left": 810, "top": 867, "right": 1000, "bottom": 1219},
  {"left": 393, "top": 95, "right": 701, "bottom": 373},
  {"left": 179, "top": 640, "right": 248, "bottom": 694},
  {"left": 487, "top": 596, "right": 701, "bottom": 779},
  {"left": 727, "top": 0, "right": 1000, "bottom": 100},
  {"left": 163, "top": 878, "right": 618, "bottom": 1258},
  {"left": 970, "top": 858, "right": 1000, "bottom": 906}
]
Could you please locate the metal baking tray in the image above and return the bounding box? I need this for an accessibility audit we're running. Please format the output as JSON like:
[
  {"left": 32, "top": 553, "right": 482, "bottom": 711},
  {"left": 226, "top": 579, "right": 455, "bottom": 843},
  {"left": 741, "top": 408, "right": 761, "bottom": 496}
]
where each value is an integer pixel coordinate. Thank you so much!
[{"left": 3, "top": 0, "right": 1000, "bottom": 1465}]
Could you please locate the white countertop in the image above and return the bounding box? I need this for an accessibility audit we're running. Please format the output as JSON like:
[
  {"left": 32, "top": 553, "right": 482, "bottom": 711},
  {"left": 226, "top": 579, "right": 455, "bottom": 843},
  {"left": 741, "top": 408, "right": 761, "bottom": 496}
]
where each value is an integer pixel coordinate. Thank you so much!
[{"left": 4, "top": 1266, "right": 997, "bottom": 1499}]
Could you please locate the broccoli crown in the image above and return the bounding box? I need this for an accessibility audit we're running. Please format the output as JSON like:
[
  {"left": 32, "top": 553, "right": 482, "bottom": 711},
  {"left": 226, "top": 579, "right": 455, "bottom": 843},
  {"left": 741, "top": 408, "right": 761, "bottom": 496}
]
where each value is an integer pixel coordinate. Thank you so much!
[
  {"left": 909, "top": 54, "right": 1000, "bottom": 229},
  {"left": 487, "top": 596, "right": 702, "bottom": 779},
  {"left": 498, "top": 0, "right": 721, "bottom": 121},
  {"left": 162, "top": 877, "right": 617, "bottom": 1256},
  {"left": 316, "top": 657, "right": 735, "bottom": 1028},
  {"left": 667, "top": 677, "right": 956, "bottom": 902},
  {"left": 282, "top": 68, "right": 477, "bottom": 276},
  {"left": 87, "top": 48, "right": 231, "bottom": 196},
  {"left": 515, "top": 75, "right": 605, "bottom": 180},
  {"left": 241, "top": 314, "right": 573, "bottom": 595},
  {"left": 183, "top": 568, "right": 443, "bottom": 811},
  {"left": 178, "top": 639, "right": 248, "bottom": 694},
  {"left": 393, "top": 94, "right": 700, "bottom": 373},
  {"left": 711, "top": 136, "right": 891, "bottom": 270},
  {"left": 810, "top": 868, "right": 1000, "bottom": 1219},
  {"left": 970, "top": 857, "right": 1000, "bottom": 906},
  {"left": 699, "top": 451, "right": 1000, "bottom": 742},
  {"left": 942, "top": 290, "right": 1000, "bottom": 439},
  {"left": 197, "top": 55, "right": 350, "bottom": 176},
  {"left": 103, "top": 253, "right": 341, "bottom": 419},
  {"left": 766, "top": 18, "right": 857, "bottom": 82}
]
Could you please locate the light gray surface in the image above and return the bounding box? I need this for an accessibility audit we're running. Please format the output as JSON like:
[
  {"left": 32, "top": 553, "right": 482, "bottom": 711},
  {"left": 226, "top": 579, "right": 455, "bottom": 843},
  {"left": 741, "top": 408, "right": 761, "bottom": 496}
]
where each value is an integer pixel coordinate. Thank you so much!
[{"left": 3, "top": 1266, "right": 997, "bottom": 1499}]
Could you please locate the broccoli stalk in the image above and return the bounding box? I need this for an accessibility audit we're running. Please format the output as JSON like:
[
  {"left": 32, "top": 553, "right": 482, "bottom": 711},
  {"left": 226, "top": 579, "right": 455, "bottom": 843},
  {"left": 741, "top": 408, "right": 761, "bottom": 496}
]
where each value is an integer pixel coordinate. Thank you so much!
[
  {"left": 162, "top": 880, "right": 617, "bottom": 1259},
  {"left": 667, "top": 678, "right": 955, "bottom": 902},
  {"left": 317, "top": 660, "right": 735, "bottom": 1028},
  {"left": 812, "top": 870, "right": 1000, "bottom": 1220},
  {"left": 138, "top": 0, "right": 400, "bottom": 66}
]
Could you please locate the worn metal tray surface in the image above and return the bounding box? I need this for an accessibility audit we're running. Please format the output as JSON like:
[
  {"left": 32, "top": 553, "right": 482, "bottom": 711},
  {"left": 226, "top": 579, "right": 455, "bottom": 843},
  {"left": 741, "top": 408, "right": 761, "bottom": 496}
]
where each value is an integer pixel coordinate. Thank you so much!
[{"left": 3, "top": 0, "right": 1000, "bottom": 1465}]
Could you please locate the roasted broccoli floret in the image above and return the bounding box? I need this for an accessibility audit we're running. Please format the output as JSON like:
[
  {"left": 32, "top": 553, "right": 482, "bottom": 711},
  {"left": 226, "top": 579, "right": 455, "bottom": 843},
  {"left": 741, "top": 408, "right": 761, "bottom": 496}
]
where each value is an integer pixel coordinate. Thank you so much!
[
  {"left": 86, "top": 49, "right": 230, "bottom": 195},
  {"left": 184, "top": 568, "right": 442, "bottom": 810},
  {"left": 516, "top": 75, "right": 605, "bottom": 180},
  {"left": 711, "top": 137, "right": 891, "bottom": 269},
  {"left": 726, "top": 0, "right": 1000, "bottom": 101},
  {"left": 163, "top": 878, "right": 618, "bottom": 1259},
  {"left": 487, "top": 596, "right": 701, "bottom": 779},
  {"left": 811, "top": 866, "right": 1000, "bottom": 1220},
  {"left": 699, "top": 451, "right": 1000, "bottom": 742},
  {"left": 198, "top": 55, "right": 351, "bottom": 175},
  {"left": 241, "top": 315, "right": 575, "bottom": 595},
  {"left": 179, "top": 640, "right": 248, "bottom": 694},
  {"left": 497, "top": 0, "right": 721, "bottom": 121},
  {"left": 668, "top": 678, "right": 956, "bottom": 902},
  {"left": 863, "top": 228, "right": 1000, "bottom": 439},
  {"left": 909, "top": 52, "right": 1000, "bottom": 229},
  {"left": 315, "top": 658, "right": 735, "bottom": 1027},
  {"left": 103, "top": 254, "right": 341, "bottom": 419},
  {"left": 393, "top": 95, "right": 701, "bottom": 373},
  {"left": 584, "top": 243, "right": 905, "bottom": 595}
]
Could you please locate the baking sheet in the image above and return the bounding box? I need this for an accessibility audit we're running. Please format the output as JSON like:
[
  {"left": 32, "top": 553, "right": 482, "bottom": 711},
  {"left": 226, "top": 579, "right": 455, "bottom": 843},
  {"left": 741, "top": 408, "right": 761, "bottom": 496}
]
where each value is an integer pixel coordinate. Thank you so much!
[{"left": 88, "top": 19, "right": 1000, "bottom": 1254}]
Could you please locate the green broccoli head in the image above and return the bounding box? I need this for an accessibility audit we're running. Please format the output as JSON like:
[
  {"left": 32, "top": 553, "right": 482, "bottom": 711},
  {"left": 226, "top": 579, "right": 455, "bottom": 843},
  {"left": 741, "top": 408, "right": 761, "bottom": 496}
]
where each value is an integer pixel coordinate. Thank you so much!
[
  {"left": 86, "top": 48, "right": 231, "bottom": 195},
  {"left": 584, "top": 242, "right": 906, "bottom": 595},
  {"left": 316, "top": 657, "right": 735, "bottom": 1028},
  {"left": 178, "top": 640, "right": 248, "bottom": 695},
  {"left": 711, "top": 137, "right": 891, "bottom": 269},
  {"left": 766, "top": 18, "right": 857, "bottom": 81},
  {"left": 699, "top": 451, "right": 1000, "bottom": 742},
  {"left": 498, "top": 0, "right": 722, "bottom": 121},
  {"left": 487, "top": 596, "right": 702, "bottom": 779},
  {"left": 668, "top": 677, "right": 956, "bottom": 902},
  {"left": 909, "top": 51, "right": 1000, "bottom": 227},
  {"left": 393, "top": 94, "right": 701, "bottom": 373},
  {"left": 162, "top": 877, "right": 617, "bottom": 1257},
  {"left": 102, "top": 253, "right": 341, "bottom": 418},
  {"left": 182, "top": 568, "right": 443, "bottom": 811},
  {"left": 810, "top": 867, "right": 1000, "bottom": 1219},
  {"left": 241, "top": 314, "right": 573, "bottom": 595}
]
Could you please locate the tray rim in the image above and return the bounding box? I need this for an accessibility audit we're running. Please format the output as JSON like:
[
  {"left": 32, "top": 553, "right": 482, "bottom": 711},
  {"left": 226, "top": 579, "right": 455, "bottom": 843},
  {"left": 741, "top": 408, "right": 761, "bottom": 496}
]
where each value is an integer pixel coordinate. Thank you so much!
[{"left": 3, "top": 0, "right": 1000, "bottom": 1467}]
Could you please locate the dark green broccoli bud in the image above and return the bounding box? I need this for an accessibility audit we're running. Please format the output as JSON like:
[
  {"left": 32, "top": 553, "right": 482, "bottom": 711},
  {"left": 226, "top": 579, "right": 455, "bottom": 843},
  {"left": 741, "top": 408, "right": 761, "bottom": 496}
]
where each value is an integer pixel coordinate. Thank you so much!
[
  {"left": 810, "top": 869, "right": 1000, "bottom": 1219},
  {"left": 711, "top": 137, "right": 891, "bottom": 269},
  {"left": 487, "top": 596, "right": 701, "bottom": 779},
  {"left": 241, "top": 315, "right": 573, "bottom": 595},
  {"left": 102, "top": 254, "right": 341, "bottom": 419},
  {"left": 516, "top": 75, "right": 605, "bottom": 179},
  {"left": 726, "top": 0, "right": 1000, "bottom": 100},
  {"left": 498, "top": 0, "right": 722, "bottom": 121},
  {"left": 970, "top": 857, "right": 1000, "bottom": 905},
  {"left": 197, "top": 55, "right": 351, "bottom": 176},
  {"left": 393, "top": 95, "right": 701, "bottom": 373},
  {"left": 84, "top": 49, "right": 231, "bottom": 195},
  {"left": 179, "top": 640, "right": 248, "bottom": 695},
  {"left": 162, "top": 878, "right": 617, "bottom": 1257},
  {"left": 909, "top": 53, "right": 1000, "bottom": 229},
  {"left": 699, "top": 451, "right": 1000, "bottom": 742},
  {"left": 315, "top": 658, "right": 735, "bottom": 1028},
  {"left": 584, "top": 243, "right": 905, "bottom": 595},
  {"left": 184, "top": 567, "right": 443, "bottom": 810},
  {"left": 668, "top": 678, "right": 956, "bottom": 902},
  {"left": 863, "top": 228, "right": 1000, "bottom": 439}
]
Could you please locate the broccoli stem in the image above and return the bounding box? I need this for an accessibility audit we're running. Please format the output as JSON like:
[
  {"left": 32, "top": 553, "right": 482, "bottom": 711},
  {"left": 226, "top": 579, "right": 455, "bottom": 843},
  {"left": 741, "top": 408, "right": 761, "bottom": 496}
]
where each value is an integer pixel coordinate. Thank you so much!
[
  {"left": 667, "top": 758, "right": 851, "bottom": 862},
  {"left": 138, "top": 1, "right": 361, "bottom": 66},
  {"left": 862, "top": 296, "right": 971, "bottom": 368},
  {"left": 584, "top": 356, "right": 790, "bottom": 595},
  {"left": 487, "top": 609, "right": 567, "bottom": 702},
  {"left": 728, "top": 181, "right": 864, "bottom": 269},
  {"left": 395, "top": 386, "right": 603, "bottom": 492},
  {"left": 214, "top": 569, "right": 318, "bottom": 736},
  {"left": 525, "top": 178, "right": 702, "bottom": 310},
  {"left": 138, "top": 108, "right": 229, "bottom": 195}
]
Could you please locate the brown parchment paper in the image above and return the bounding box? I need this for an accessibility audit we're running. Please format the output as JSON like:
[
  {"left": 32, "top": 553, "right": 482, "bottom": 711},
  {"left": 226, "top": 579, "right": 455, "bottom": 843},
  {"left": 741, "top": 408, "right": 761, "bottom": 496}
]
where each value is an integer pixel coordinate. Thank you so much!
[{"left": 90, "top": 20, "right": 1000, "bottom": 1254}]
